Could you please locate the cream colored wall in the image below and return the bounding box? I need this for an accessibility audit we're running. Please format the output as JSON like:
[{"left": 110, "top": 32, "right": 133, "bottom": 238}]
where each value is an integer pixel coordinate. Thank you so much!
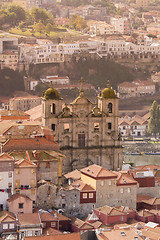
[{"left": 81, "top": 173, "right": 96, "bottom": 189}]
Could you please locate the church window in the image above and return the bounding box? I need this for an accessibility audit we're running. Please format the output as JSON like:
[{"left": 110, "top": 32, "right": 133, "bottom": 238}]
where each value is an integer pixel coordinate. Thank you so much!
[
  {"left": 108, "top": 103, "right": 112, "bottom": 113},
  {"left": 95, "top": 135, "right": 99, "bottom": 146},
  {"left": 52, "top": 124, "right": 55, "bottom": 131},
  {"left": 64, "top": 136, "right": 70, "bottom": 146},
  {"left": 64, "top": 123, "right": 69, "bottom": 133},
  {"left": 50, "top": 104, "right": 56, "bottom": 114},
  {"left": 108, "top": 122, "right": 112, "bottom": 130},
  {"left": 78, "top": 134, "right": 85, "bottom": 147},
  {"left": 94, "top": 123, "right": 99, "bottom": 132}
]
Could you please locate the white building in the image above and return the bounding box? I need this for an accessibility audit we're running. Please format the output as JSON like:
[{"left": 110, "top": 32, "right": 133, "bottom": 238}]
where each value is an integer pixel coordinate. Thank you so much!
[
  {"left": 0, "top": 153, "right": 14, "bottom": 211},
  {"left": 110, "top": 17, "right": 132, "bottom": 34},
  {"left": 40, "top": 75, "right": 70, "bottom": 85}
]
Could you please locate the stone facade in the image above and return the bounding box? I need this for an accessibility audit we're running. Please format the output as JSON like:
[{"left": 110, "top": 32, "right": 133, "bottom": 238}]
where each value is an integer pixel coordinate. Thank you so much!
[
  {"left": 37, "top": 182, "right": 57, "bottom": 210},
  {"left": 42, "top": 82, "right": 123, "bottom": 173}
]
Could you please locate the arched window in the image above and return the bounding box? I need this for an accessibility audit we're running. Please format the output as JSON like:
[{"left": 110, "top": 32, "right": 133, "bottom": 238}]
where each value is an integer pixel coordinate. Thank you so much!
[
  {"left": 95, "top": 135, "right": 99, "bottom": 146},
  {"left": 50, "top": 104, "right": 56, "bottom": 114},
  {"left": 64, "top": 136, "right": 70, "bottom": 146},
  {"left": 108, "top": 103, "right": 112, "bottom": 113}
]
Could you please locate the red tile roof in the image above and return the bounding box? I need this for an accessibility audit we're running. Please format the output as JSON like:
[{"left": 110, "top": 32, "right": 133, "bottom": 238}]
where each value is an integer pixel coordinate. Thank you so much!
[
  {"left": 7, "top": 194, "right": 32, "bottom": 203},
  {"left": 24, "top": 233, "right": 81, "bottom": 240},
  {"left": 81, "top": 164, "right": 117, "bottom": 179},
  {"left": 17, "top": 213, "right": 41, "bottom": 225}
]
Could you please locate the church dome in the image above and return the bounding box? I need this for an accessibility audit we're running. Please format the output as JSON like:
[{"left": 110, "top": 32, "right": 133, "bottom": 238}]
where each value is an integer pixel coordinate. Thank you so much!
[
  {"left": 101, "top": 81, "right": 117, "bottom": 99},
  {"left": 43, "top": 87, "right": 60, "bottom": 100}
]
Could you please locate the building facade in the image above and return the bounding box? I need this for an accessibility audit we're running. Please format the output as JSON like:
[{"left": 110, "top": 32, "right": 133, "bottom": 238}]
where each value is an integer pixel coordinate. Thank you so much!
[{"left": 42, "top": 82, "right": 123, "bottom": 172}]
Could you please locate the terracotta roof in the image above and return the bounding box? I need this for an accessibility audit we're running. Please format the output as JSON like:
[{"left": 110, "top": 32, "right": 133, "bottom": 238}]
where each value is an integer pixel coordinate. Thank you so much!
[
  {"left": 137, "top": 195, "right": 152, "bottom": 203},
  {"left": 64, "top": 169, "right": 81, "bottom": 180},
  {"left": 17, "top": 213, "right": 41, "bottom": 225},
  {"left": 69, "top": 180, "right": 95, "bottom": 192},
  {"left": 0, "top": 110, "right": 30, "bottom": 117},
  {"left": 39, "top": 212, "right": 57, "bottom": 222},
  {"left": 115, "top": 172, "right": 137, "bottom": 186},
  {"left": 7, "top": 194, "right": 32, "bottom": 203},
  {"left": 0, "top": 153, "right": 13, "bottom": 161},
  {"left": 25, "top": 105, "right": 42, "bottom": 121},
  {"left": 0, "top": 211, "right": 16, "bottom": 223},
  {"left": 49, "top": 211, "right": 70, "bottom": 221},
  {"left": 2, "top": 137, "right": 59, "bottom": 151},
  {"left": 43, "top": 227, "right": 62, "bottom": 235},
  {"left": 24, "top": 233, "right": 81, "bottom": 240},
  {"left": 135, "top": 165, "right": 160, "bottom": 171},
  {"left": 95, "top": 205, "right": 126, "bottom": 216},
  {"left": 142, "top": 197, "right": 160, "bottom": 205},
  {"left": 15, "top": 158, "right": 37, "bottom": 168},
  {"left": 137, "top": 209, "right": 154, "bottom": 217},
  {"left": 81, "top": 164, "right": 117, "bottom": 179},
  {"left": 71, "top": 217, "right": 94, "bottom": 230},
  {"left": 96, "top": 228, "right": 144, "bottom": 240}
]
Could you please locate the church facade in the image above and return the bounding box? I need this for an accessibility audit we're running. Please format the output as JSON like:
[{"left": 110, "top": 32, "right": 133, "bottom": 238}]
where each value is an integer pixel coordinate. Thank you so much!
[{"left": 42, "top": 82, "right": 123, "bottom": 173}]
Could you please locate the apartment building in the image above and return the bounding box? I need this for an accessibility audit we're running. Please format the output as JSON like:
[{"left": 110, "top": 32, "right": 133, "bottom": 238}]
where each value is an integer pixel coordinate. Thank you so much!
[{"left": 9, "top": 96, "right": 41, "bottom": 112}]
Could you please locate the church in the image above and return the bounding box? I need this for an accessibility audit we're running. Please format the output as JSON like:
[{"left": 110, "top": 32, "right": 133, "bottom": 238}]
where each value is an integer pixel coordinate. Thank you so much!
[{"left": 42, "top": 81, "right": 123, "bottom": 173}]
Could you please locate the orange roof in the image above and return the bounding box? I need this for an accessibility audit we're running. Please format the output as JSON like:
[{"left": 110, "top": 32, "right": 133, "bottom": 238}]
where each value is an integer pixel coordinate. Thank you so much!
[
  {"left": 115, "top": 172, "right": 137, "bottom": 186},
  {"left": 64, "top": 169, "right": 81, "bottom": 180},
  {"left": 49, "top": 211, "right": 70, "bottom": 221},
  {"left": 24, "top": 233, "right": 81, "bottom": 240},
  {"left": 0, "top": 211, "right": 16, "bottom": 222},
  {"left": 135, "top": 165, "right": 160, "bottom": 171},
  {"left": 142, "top": 197, "right": 160, "bottom": 205},
  {"left": 71, "top": 217, "right": 94, "bottom": 230},
  {"left": 137, "top": 209, "right": 154, "bottom": 217},
  {"left": 136, "top": 195, "right": 152, "bottom": 203},
  {"left": 69, "top": 180, "right": 95, "bottom": 192},
  {"left": 15, "top": 158, "right": 37, "bottom": 168},
  {"left": 17, "top": 213, "right": 41, "bottom": 225},
  {"left": 7, "top": 194, "right": 32, "bottom": 203},
  {"left": 95, "top": 205, "right": 126, "bottom": 216},
  {"left": 3, "top": 137, "right": 59, "bottom": 151},
  {"left": 39, "top": 212, "right": 58, "bottom": 222},
  {"left": 81, "top": 164, "right": 117, "bottom": 179},
  {"left": 0, "top": 153, "right": 13, "bottom": 161}
]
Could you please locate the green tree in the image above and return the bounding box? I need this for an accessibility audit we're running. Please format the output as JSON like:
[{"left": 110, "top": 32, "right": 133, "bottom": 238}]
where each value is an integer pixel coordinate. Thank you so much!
[
  {"left": 7, "top": 4, "right": 26, "bottom": 25},
  {"left": 69, "top": 15, "right": 77, "bottom": 29},
  {"left": 149, "top": 100, "right": 160, "bottom": 137},
  {"left": 74, "top": 16, "right": 87, "bottom": 31},
  {"left": 34, "top": 22, "right": 45, "bottom": 33},
  {"left": 30, "top": 7, "right": 54, "bottom": 25},
  {"left": 45, "top": 23, "right": 54, "bottom": 34}
]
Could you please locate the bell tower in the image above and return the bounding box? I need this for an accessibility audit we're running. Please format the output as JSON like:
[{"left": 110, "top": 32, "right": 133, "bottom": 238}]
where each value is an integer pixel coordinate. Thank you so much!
[{"left": 42, "top": 84, "right": 62, "bottom": 139}]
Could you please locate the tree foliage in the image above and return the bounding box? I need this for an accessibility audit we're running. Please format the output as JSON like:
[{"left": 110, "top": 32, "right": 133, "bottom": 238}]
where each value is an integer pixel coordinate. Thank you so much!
[
  {"left": 149, "top": 100, "right": 160, "bottom": 137},
  {"left": 69, "top": 15, "right": 87, "bottom": 31},
  {"left": 30, "top": 7, "right": 54, "bottom": 25},
  {"left": 0, "top": 68, "right": 24, "bottom": 96}
]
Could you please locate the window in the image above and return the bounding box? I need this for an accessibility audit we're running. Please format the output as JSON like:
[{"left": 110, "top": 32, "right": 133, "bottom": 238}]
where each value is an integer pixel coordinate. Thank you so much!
[
  {"left": 95, "top": 135, "right": 99, "bottom": 146},
  {"left": 89, "top": 193, "right": 93, "bottom": 198},
  {"left": 128, "top": 188, "right": 131, "bottom": 193},
  {"left": 109, "top": 180, "right": 112, "bottom": 186},
  {"left": 64, "top": 123, "right": 69, "bottom": 133},
  {"left": 83, "top": 193, "right": 87, "bottom": 199},
  {"left": 8, "top": 183, "right": 12, "bottom": 188},
  {"left": 51, "top": 103, "right": 56, "bottom": 114},
  {"left": 19, "top": 203, "right": 24, "bottom": 209},
  {"left": 94, "top": 123, "right": 99, "bottom": 132},
  {"left": 120, "top": 188, "right": 123, "bottom": 193},
  {"left": 16, "top": 169, "right": 20, "bottom": 174},
  {"left": 51, "top": 124, "right": 55, "bottom": 131},
  {"left": 108, "top": 103, "right": 112, "bottom": 113},
  {"left": 9, "top": 224, "right": 14, "bottom": 229},
  {"left": 51, "top": 222, "right": 56, "bottom": 227},
  {"left": 46, "top": 162, "right": 50, "bottom": 168},
  {"left": 31, "top": 189, "right": 35, "bottom": 195},
  {"left": 78, "top": 134, "right": 85, "bottom": 147},
  {"left": 3, "top": 224, "right": 8, "bottom": 230},
  {"left": 101, "top": 181, "right": 104, "bottom": 186},
  {"left": 35, "top": 231, "right": 39, "bottom": 236},
  {"left": 108, "top": 123, "right": 112, "bottom": 130},
  {"left": 8, "top": 172, "right": 12, "bottom": 178}
]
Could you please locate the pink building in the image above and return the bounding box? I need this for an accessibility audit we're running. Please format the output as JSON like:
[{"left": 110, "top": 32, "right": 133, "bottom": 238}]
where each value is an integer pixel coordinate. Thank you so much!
[{"left": 7, "top": 194, "right": 33, "bottom": 214}]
